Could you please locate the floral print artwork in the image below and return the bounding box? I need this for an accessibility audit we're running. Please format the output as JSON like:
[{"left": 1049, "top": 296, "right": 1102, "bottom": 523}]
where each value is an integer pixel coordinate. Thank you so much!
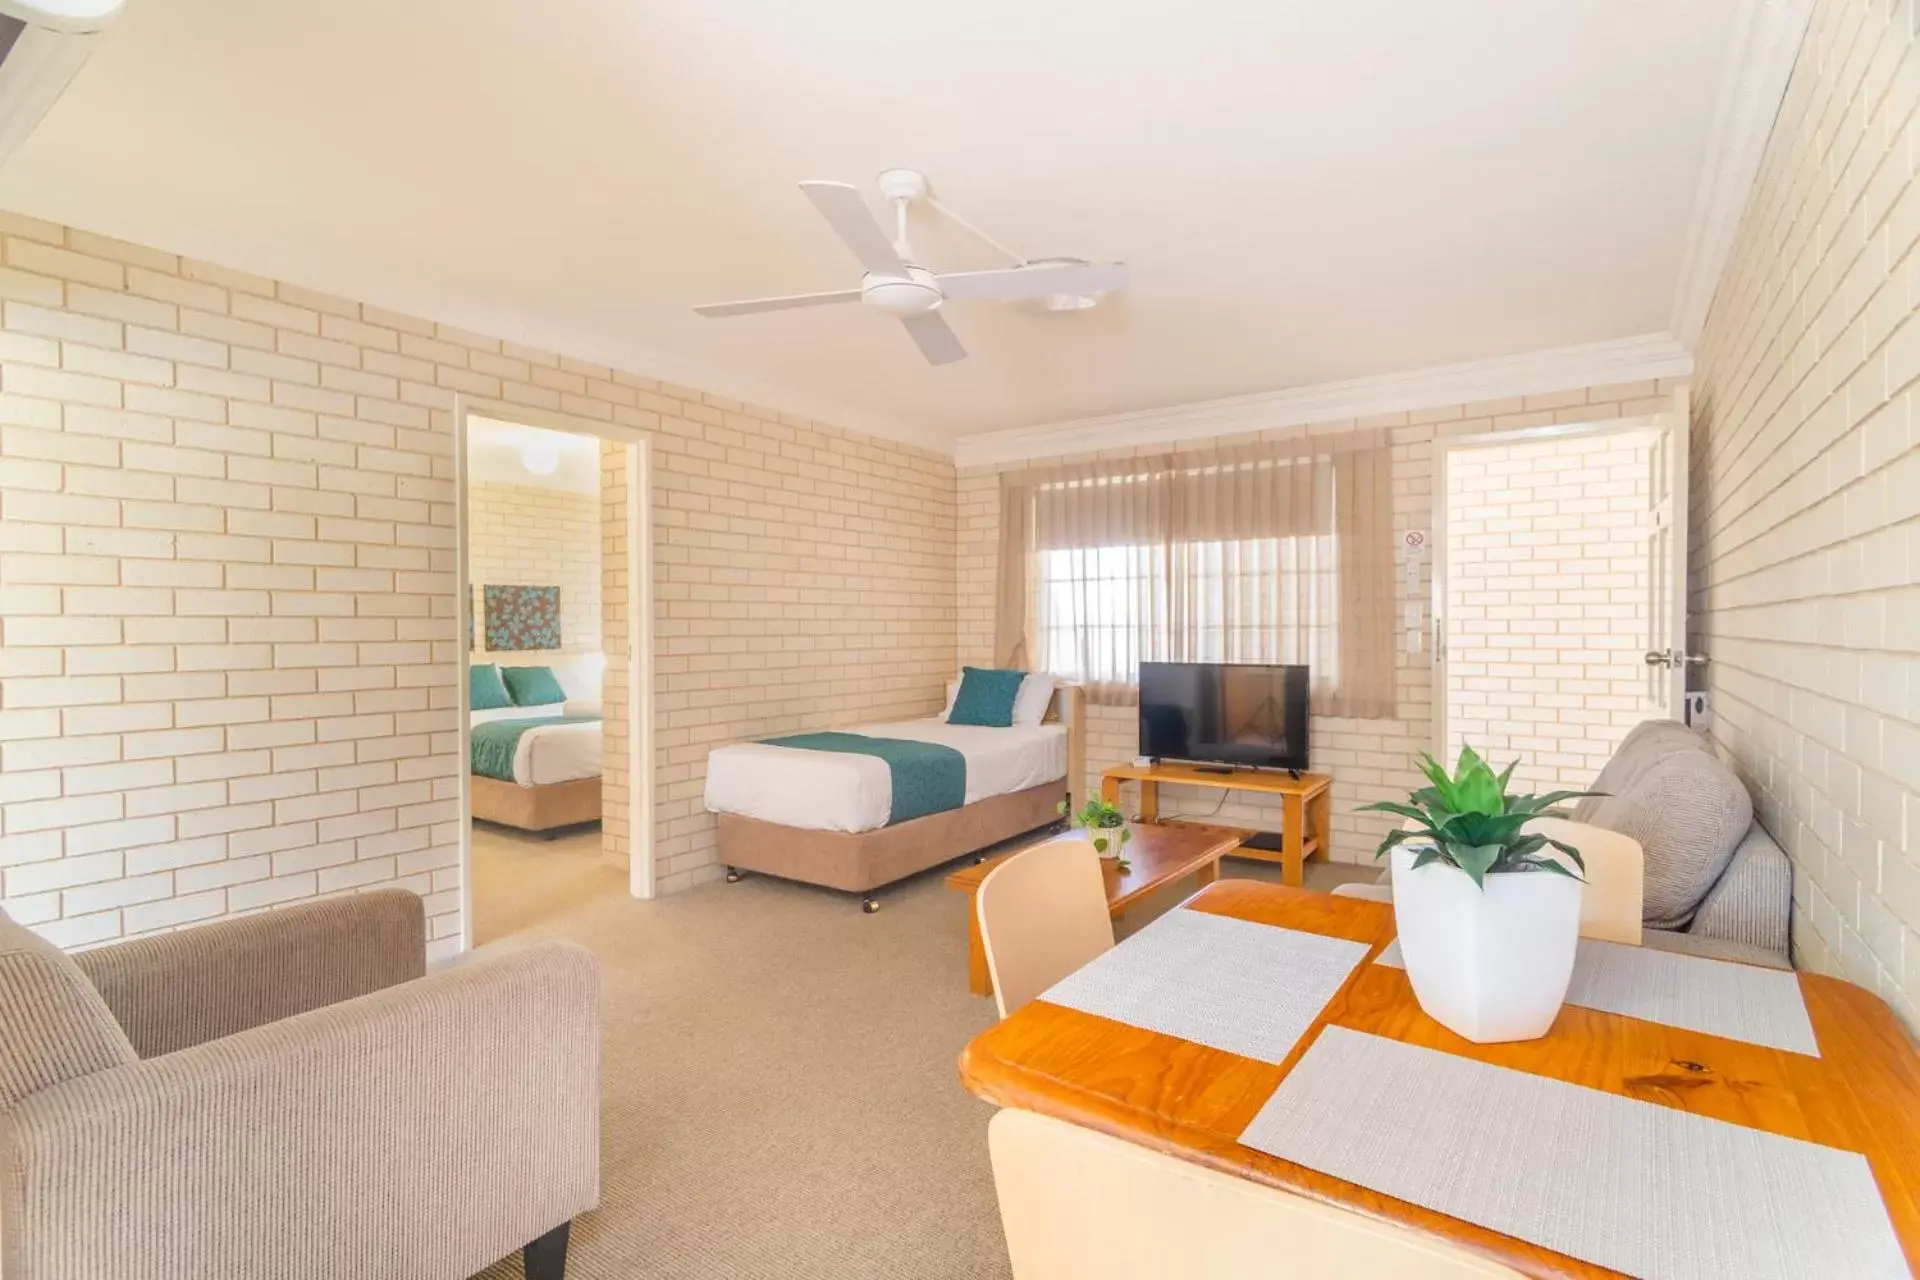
[{"left": 483, "top": 584, "right": 562, "bottom": 651}]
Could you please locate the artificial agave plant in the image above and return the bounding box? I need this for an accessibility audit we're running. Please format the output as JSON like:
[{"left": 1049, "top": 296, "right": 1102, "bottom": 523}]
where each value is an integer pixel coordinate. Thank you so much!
[{"left": 1357, "top": 746, "right": 1602, "bottom": 888}]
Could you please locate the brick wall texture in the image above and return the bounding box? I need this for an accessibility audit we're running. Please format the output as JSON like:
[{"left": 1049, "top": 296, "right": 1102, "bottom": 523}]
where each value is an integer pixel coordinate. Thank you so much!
[
  {"left": 0, "top": 214, "right": 954, "bottom": 955},
  {"left": 1443, "top": 428, "right": 1659, "bottom": 791},
  {"left": 958, "top": 380, "right": 1684, "bottom": 867},
  {"left": 466, "top": 479, "right": 600, "bottom": 664},
  {"left": 598, "top": 439, "right": 634, "bottom": 870},
  {"left": 1691, "top": 0, "right": 1920, "bottom": 1027}
]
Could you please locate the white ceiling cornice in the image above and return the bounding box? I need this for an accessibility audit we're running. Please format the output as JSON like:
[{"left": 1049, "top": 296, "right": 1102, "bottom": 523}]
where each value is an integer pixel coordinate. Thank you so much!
[
  {"left": 1669, "top": 0, "right": 1816, "bottom": 345},
  {"left": 265, "top": 277, "right": 956, "bottom": 457},
  {"left": 473, "top": 313, "right": 954, "bottom": 457},
  {"left": 951, "top": 333, "right": 1694, "bottom": 468}
]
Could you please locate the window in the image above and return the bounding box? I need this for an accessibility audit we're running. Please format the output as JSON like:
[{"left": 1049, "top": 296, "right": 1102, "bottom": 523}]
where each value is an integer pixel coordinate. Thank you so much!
[
  {"left": 997, "top": 436, "right": 1394, "bottom": 718},
  {"left": 1036, "top": 535, "right": 1339, "bottom": 688}
]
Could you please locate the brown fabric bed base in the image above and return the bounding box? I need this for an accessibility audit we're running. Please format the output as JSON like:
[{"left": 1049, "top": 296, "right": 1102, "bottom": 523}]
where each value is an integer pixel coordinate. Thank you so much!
[
  {"left": 470, "top": 774, "right": 602, "bottom": 833},
  {"left": 715, "top": 781, "right": 1067, "bottom": 897}
]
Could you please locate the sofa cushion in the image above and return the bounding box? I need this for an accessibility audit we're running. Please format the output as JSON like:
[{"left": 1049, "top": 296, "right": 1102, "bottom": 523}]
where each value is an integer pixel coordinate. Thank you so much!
[
  {"left": 1572, "top": 720, "right": 1700, "bottom": 825},
  {"left": 1580, "top": 729, "right": 1752, "bottom": 930},
  {"left": 0, "top": 911, "right": 137, "bottom": 1109}
]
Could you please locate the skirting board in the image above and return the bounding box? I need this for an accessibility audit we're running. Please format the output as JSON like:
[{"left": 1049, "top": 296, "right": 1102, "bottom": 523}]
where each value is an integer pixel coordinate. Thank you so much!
[
  {"left": 471, "top": 774, "right": 602, "bottom": 832},
  {"left": 716, "top": 781, "right": 1067, "bottom": 894}
]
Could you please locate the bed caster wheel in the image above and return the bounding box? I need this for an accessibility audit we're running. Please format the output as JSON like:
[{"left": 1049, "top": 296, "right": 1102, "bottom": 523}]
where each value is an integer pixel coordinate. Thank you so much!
[
  {"left": 725, "top": 867, "right": 741, "bottom": 884},
  {"left": 862, "top": 897, "right": 881, "bottom": 914}
]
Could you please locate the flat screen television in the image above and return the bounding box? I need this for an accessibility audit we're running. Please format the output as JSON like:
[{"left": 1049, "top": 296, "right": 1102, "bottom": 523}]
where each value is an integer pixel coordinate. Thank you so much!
[{"left": 1138, "top": 661, "right": 1310, "bottom": 772}]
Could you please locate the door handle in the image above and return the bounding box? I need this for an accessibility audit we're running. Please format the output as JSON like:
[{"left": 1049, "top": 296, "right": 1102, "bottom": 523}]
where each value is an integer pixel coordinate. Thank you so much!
[{"left": 1644, "top": 649, "right": 1707, "bottom": 668}]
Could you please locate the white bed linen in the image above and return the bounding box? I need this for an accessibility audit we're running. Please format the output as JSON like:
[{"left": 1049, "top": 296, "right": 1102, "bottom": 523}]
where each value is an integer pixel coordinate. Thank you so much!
[
  {"left": 702, "top": 718, "right": 1067, "bottom": 833},
  {"left": 470, "top": 709, "right": 604, "bottom": 785},
  {"left": 517, "top": 720, "right": 603, "bottom": 785}
]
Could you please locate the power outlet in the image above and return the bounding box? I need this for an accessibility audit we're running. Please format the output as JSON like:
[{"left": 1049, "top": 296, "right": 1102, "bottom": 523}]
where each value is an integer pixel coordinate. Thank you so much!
[{"left": 1684, "top": 691, "right": 1710, "bottom": 729}]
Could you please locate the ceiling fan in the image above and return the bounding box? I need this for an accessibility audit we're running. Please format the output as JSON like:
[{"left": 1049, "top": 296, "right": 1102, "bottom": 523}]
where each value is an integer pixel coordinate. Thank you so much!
[{"left": 693, "top": 168, "right": 1129, "bottom": 366}]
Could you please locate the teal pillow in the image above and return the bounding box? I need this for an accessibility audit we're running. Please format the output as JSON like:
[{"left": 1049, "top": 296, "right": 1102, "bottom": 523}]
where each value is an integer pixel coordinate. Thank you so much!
[
  {"left": 503, "top": 665, "right": 567, "bottom": 707},
  {"left": 470, "top": 663, "right": 511, "bottom": 711},
  {"left": 947, "top": 667, "right": 1025, "bottom": 727}
]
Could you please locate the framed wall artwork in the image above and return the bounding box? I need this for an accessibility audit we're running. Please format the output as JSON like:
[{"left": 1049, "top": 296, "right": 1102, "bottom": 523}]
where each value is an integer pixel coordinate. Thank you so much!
[{"left": 483, "top": 584, "right": 562, "bottom": 651}]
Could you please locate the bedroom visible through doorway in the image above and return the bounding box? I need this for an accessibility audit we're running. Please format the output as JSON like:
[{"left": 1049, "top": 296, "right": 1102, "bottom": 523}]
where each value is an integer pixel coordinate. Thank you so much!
[{"left": 463, "top": 416, "right": 623, "bottom": 943}]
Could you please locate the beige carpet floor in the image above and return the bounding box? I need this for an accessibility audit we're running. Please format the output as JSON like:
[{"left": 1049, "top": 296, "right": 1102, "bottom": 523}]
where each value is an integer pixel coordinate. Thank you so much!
[{"left": 467, "top": 824, "right": 1376, "bottom": 1279}]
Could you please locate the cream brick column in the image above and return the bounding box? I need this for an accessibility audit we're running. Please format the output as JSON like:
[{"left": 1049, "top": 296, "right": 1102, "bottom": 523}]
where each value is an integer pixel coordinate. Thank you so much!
[{"left": 599, "top": 438, "right": 631, "bottom": 869}]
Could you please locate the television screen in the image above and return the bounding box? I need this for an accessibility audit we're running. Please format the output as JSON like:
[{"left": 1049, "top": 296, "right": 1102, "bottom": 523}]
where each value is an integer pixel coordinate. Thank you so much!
[{"left": 1138, "top": 662, "right": 1310, "bottom": 771}]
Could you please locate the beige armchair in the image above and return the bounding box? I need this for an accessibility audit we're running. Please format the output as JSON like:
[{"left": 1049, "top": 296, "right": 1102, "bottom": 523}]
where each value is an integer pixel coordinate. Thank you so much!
[{"left": 0, "top": 890, "right": 600, "bottom": 1280}]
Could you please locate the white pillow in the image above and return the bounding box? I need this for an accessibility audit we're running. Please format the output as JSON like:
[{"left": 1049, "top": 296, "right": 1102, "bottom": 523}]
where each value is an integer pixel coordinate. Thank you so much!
[
  {"left": 1012, "top": 673, "right": 1056, "bottom": 727},
  {"left": 943, "top": 677, "right": 962, "bottom": 718}
]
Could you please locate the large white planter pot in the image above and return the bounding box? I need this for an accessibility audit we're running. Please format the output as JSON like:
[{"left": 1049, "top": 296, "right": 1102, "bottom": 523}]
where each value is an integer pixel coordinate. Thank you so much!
[{"left": 1389, "top": 844, "right": 1583, "bottom": 1043}]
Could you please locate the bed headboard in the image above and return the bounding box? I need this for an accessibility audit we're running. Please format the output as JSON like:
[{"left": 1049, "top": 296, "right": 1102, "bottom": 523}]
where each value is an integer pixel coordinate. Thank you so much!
[{"left": 1043, "top": 683, "right": 1087, "bottom": 809}]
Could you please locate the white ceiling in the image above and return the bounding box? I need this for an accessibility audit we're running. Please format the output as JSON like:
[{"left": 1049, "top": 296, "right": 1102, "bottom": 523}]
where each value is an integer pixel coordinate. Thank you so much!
[
  {"left": 2, "top": 0, "right": 1743, "bottom": 446},
  {"left": 467, "top": 417, "right": 600, "bottom": 495}
]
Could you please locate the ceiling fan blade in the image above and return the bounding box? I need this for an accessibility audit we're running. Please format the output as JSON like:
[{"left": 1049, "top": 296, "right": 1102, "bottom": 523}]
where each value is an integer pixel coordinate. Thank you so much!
[
  {"left": 800, "top": 181, "right": 907, "bottom": 276},
  {"left": 900, "top": 312, "right": 967, "bottom": 365},
  {"left": 936, "top": 261, "right": 1130, "bottom": 302},
  {"left": 693, "top": 289, "right": 862, "bottom": 318}
]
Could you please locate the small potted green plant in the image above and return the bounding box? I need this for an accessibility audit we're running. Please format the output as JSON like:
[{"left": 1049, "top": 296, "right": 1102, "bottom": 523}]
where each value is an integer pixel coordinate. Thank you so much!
[
  {"left": 1357, "top": 746, "right": 1600, "bottom": 1044},
  {"left": 1058, "top": 797, "right": 1132, "bottom": 870}
]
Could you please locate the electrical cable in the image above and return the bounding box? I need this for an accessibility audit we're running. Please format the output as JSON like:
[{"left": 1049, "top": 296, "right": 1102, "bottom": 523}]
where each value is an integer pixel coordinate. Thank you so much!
[{"left": 1145, "top": 788, "right": 1233, "bottom": 824}]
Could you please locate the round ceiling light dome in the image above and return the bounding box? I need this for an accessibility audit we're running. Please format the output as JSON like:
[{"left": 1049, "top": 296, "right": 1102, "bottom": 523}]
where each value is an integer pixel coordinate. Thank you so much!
[
  {"left": 521, "top": 440, "right": 560, "bottom": 475},
  {"left": 861, "top": 266, "right": 942, "bottom": 315}
]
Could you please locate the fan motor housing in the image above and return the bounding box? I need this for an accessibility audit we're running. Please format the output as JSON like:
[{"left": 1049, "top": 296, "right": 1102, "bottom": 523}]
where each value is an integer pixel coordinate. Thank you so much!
[{"left": 861, "top": 267, "right": 942, "bottom": 315}]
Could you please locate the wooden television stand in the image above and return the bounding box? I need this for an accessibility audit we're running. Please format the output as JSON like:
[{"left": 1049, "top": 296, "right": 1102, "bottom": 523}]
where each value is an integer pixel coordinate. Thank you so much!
[{"left": 1099, "top": 761, "right": 1332, "bottom": 888}]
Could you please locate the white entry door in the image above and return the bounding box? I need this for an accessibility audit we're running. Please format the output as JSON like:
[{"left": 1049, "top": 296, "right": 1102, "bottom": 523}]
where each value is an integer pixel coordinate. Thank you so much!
[
  {"left": 1641, "top": 388, "right": 1692, "bottom": 721},
  {"left": 1434, "top": 388, "right": 1692, "bottom": 791}
]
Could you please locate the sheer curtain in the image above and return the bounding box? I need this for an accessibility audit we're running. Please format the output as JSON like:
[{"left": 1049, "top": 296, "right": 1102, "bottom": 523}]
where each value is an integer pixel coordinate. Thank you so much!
[{"left": 995, "top": 431, "right": 1394, "bottom": 718}]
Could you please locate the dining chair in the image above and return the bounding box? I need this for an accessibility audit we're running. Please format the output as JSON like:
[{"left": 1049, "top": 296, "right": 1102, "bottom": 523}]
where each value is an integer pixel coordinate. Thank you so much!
[
  {"left": 988, "top": 1108, "right": 1522, "bottom": 1279},
  {"left": 1525, "top": 816, "right": 1642, "bottom": 945},
  {"left": 976, "top": 837, "right": 1114, "bottom": 1017}
]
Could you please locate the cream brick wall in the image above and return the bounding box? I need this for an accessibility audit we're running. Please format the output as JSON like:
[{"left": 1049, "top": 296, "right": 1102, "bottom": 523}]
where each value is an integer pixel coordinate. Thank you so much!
[
  {"left": 0, "top": 214, "right": 955, "bottom": 951},
  {"left": 466, "top": 480, "right": 600, "bottom": 665},
  {"left": 959, "top": 381, "right": 1683, "bottom": 866},
  {"left": 1444, "top": 429, "right": 1657, "bottom": 791},
  {"left": 599, "top": 438, "right": 633, "bottom": 869},
  {"left": 1690, "top": 0, "right": 1920, "bottom": 1026}
]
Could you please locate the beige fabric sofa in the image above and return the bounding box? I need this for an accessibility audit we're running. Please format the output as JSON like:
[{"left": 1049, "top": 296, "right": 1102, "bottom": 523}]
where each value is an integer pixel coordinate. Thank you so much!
[{"left": 0, "top": 890, "right": 600, "bottom": 1280}]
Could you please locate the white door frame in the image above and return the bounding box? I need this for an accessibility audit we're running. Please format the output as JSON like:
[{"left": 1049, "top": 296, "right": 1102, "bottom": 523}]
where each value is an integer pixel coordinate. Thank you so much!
[
  {"left": 1430, "top": 412, "right": 1673, "bottom": 761},
  {"left": 453, "top": 398, "right": 656, "bottom": 954}
]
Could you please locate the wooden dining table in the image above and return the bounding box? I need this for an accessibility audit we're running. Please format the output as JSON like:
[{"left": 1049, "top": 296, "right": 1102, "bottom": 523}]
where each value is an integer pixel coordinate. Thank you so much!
[{"left": 958, "top": 879, "right": 1920, "bottom": 1279}]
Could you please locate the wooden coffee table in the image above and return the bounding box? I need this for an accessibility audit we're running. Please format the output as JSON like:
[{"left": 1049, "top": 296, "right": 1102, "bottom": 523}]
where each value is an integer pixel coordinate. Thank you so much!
[{"left": 945, "top": 821, "right": 1254, "bottom": 998}]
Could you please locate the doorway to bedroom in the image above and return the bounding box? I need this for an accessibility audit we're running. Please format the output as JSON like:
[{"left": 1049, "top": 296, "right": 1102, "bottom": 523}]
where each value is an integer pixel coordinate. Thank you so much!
[{"left": 462, "top": 414, "right": 628, "bottom": 944}]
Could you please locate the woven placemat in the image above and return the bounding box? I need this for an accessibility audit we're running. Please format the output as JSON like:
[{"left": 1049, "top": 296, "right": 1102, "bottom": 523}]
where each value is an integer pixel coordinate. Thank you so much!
[
  {"left": 1039, "top": 908, "right": 1369, "bottom": 1064},
  {"left": 1373, "top": 937, "right": 1818, "bottom": 1055},
  {"left": 1241, "top": 1027, "right": 1905, "bottom": 1280}
]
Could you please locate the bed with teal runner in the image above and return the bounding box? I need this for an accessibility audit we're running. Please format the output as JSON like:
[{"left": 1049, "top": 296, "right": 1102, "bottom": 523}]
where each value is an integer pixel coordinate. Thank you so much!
[
  {"left": 471, "top": 715, "right": 601, "bottom": 783},
  {"left": 759, "top": 732, "right": 966, "bottom": 824}
]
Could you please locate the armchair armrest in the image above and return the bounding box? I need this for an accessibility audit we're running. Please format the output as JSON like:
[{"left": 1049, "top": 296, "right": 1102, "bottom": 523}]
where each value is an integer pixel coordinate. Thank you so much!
[
  {"left": 73, "top": 889, "right": 426, "bottom": 1057},
  {"left": 1686, "top": 825, "right": 1791, "bottom": 961},
  {"left": 2, "top": 942, "right": 599, "bottom": 1280}
]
